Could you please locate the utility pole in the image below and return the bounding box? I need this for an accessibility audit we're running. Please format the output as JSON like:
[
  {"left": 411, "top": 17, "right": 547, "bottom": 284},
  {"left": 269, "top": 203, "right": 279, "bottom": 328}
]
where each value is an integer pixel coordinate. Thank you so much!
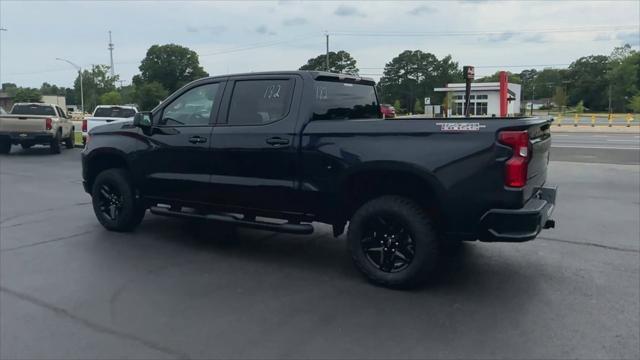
[
  {"left": 325, "top": 31, "right": 329, "bottom": 72},
  {"left": 0, "top": 28, "right": 6, "bottom": 88},
  {"left": 530, "top": 83, "right": 535, "bottom": 116},
  {"left": 108, "top": 30, "right": 115, "bottom": 77}
]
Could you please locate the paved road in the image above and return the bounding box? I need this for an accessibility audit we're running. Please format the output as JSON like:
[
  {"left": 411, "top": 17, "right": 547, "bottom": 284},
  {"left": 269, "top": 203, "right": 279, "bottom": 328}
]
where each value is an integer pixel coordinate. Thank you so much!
[
  {"left": 1, "top": 140, "right": 638, "bottom": 359},
  {"left": 552, "top": 133, "right": 640, "bottom": 150},
  {"left": 551, "top": 133, "right": 640, "bottom": 165}
]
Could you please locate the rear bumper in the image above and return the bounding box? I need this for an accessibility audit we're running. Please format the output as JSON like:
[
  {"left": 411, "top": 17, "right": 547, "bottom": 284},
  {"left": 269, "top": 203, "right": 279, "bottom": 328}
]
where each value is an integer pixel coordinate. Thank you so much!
[
  {"left": 0, "top": 131, "right": 53, "bottom": 144},
  {"left": 478, "top": 186, "right": 557, "bottom": 242}
]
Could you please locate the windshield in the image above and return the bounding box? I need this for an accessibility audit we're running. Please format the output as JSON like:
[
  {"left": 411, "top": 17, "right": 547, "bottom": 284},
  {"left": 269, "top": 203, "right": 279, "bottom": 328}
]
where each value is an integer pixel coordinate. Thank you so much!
[
  {"left": 10, "top": 104, "right": 56, "bottom": 116},
  {"left": 93, "top": 107, "right": 136, "bottom": 118}
]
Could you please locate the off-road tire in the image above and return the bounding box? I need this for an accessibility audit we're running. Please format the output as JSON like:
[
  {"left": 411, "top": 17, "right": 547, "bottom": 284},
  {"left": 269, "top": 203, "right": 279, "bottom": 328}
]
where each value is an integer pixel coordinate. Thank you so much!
[
  {"left": 91, "top": 168, "right": 146, "bottom": 232},
  {"left": 64, "top": 128, "right": 75, "bottom": 149},
  {"left": 49, "top": 131, "right": 61, "bottom": 154},
  {"left": 347, "top": 196, "right": 439, "bottom": 288}
]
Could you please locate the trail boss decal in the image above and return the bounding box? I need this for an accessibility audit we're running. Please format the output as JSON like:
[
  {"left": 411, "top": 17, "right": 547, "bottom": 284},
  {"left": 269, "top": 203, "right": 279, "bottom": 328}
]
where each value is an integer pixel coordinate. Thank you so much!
[{"left": 436, "top": 122, "right": 486, "bottom": 132}]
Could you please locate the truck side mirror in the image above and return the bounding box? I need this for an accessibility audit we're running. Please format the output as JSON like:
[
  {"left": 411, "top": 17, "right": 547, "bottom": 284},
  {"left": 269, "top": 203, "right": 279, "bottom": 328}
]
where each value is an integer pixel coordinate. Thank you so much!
[{"left": 133, "top": 112, "right": 152, "bottom": 128}]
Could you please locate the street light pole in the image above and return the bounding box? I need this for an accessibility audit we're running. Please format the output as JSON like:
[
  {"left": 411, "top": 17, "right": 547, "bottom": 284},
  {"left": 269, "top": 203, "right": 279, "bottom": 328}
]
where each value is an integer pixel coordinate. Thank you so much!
[
  {"left": 56, "top": 58, "right": 84, "bottom": 113},
  {"left": 0, "top": 28, "right": 7, "bottom": 88}
]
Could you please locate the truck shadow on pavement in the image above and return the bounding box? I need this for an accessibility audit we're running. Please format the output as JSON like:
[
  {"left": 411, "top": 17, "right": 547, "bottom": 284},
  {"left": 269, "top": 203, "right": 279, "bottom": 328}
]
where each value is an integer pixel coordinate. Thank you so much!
[
  {"left": 127, "top": 214, "right": 543, "bottom": 295},
  {"left": 5, "top": 146, "right": 63, "bottom": 156}
]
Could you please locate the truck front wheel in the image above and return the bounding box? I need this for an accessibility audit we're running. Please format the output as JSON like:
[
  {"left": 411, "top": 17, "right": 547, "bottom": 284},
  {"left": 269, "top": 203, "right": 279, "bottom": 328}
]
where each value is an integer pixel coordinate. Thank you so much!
[
  {"left": 347, "top": 196, "right": 439, "bottom": 288},
  {"left": 91, "top": 168, "right": 146, "bottom": 232}
]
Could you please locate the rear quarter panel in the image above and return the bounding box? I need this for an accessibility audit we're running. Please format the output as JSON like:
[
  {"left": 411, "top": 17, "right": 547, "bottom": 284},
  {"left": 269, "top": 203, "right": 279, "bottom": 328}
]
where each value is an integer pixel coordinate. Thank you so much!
[{"left": 300, "top": 117, "right": 552, "bottom": 235}]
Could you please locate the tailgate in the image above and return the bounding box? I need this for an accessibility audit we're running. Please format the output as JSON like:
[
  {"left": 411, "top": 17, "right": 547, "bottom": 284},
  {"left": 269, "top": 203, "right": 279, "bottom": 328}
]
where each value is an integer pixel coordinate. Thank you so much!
[
  {"left": 0, "top": 116, "right": 47, "bottom": 133},
  {"left": 526, "top": 121, "right": 551, "bottom": 198}
]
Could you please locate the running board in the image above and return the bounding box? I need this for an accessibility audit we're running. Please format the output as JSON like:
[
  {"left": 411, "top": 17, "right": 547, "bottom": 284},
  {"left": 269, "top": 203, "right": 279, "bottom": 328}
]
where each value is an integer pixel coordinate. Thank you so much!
[{"left": 149, "top": 206, "right": 314, "bottom": 235}]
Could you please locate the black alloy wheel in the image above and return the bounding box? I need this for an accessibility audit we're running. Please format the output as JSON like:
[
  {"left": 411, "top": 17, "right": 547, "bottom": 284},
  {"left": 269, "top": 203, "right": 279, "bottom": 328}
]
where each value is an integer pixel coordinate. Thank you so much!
[
  {"left": 96, "top": 183, "right": 124, "bottom": 222},
  {"left": 361, "top": 215, "right": 415, "bottom": 273},
  {"left": 348, "top": 196, "right": 439, "bottom": 288}
]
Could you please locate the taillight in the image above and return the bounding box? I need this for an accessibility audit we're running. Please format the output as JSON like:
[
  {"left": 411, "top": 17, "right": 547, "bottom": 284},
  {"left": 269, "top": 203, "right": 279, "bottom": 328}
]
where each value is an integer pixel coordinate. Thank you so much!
[
  {"left": 45, "top": 118, "right": 52, "bottom": 130},
  {"left": 82, "top": 119, "right": 87, "bottom": 132},
  {"left": 498, "top": 130, "right": 530, "bottom": 188}
]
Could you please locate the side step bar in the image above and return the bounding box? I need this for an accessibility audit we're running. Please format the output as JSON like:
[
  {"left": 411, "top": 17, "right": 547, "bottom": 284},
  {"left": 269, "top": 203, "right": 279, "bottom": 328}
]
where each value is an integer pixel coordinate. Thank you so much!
[{"left": 149, "top": 206, "right": 314, "bottom": 235}]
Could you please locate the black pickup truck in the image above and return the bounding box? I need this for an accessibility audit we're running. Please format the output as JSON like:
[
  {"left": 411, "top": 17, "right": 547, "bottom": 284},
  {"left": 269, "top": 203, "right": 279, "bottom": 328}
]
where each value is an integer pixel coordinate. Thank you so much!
[{"left": 81, "top": 71, "right": 557, "bottom": 288}]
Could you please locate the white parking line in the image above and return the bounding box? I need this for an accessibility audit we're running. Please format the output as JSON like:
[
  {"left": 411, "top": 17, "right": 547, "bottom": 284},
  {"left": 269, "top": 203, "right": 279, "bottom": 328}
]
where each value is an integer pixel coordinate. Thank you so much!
[
  {"left": 606, "top": 139, "right": 640, "bottom": 142},
  {"left": 552, "top": 145, "right": 640, "bottom": 150}
]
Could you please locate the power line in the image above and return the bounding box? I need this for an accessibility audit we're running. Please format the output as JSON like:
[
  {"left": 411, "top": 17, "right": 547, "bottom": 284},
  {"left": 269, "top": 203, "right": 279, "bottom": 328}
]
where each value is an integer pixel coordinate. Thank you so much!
[{"left": 331, "top": 25, "right": 638, "bottom": 37}]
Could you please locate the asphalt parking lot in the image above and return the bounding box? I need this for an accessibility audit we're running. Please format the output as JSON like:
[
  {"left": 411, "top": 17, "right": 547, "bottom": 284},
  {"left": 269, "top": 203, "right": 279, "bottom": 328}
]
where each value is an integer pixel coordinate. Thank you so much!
[{"left": 1, "top": 136, "right": 639, "bottom": 359}]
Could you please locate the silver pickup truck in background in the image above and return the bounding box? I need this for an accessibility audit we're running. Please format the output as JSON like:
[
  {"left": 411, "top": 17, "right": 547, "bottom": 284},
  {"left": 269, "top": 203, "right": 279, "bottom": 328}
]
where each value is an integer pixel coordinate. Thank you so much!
[{"left": 0, "top": 103, "right": 75, "bottom": 154}]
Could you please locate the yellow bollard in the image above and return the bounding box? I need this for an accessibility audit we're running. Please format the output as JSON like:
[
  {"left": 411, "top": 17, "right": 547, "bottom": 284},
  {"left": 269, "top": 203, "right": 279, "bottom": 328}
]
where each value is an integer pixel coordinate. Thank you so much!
[
  {"left": 574, "top": 114, "right": 579, "bottom": 127},
  {"left": 591, "top": 115, "right": 596, "bottom": 127},
  {"left": 608, "top": 113, "right": 613, "bottom": 127},
  {"left": 557, "top": 115, "right": 563, "bottom": 126},
  {"left": 627, "top": 113, "right": 634, "bottom": 127}
]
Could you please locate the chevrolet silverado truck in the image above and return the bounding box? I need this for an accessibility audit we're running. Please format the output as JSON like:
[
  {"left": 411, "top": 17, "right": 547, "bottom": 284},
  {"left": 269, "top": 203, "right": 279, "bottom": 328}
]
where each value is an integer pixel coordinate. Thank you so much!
[
  {"left": 81, "top": 71, "right": 557, "bottom": 288},
  {"left": 82, "top": 105, "right": 138, "bottom": 144},
  {"left": 0, "top": 103, "right": 75, "bottom": 154}
]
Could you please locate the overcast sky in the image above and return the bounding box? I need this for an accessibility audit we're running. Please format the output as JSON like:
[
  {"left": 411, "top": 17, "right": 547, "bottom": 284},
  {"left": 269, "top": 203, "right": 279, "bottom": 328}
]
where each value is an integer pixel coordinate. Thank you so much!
[{"left": 1, "top": 0, "right": 638, "bottom": 89}]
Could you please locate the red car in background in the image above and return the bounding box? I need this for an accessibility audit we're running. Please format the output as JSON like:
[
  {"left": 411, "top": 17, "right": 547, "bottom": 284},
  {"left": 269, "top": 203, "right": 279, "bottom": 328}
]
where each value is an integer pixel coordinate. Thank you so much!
[{"left": 380, "top": 104, "right": 396, "bottom": 118}]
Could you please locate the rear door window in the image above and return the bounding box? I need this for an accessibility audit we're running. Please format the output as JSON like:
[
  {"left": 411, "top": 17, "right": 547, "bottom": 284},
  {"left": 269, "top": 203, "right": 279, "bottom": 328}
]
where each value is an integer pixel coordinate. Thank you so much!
[
  {"left": 10, "top": 104, "right": 56, "bottom": 116},
  {"left": 312, "top": 81, "right": 380, "bottom": 120},
  {"left": 226, "top": 79, "right": 293, "bottom": 126}
]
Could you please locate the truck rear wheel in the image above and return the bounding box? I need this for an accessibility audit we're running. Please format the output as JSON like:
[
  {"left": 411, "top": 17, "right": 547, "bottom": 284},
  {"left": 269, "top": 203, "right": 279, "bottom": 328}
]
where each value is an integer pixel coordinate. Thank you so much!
[
  {"left": 49, "top": 131, "right": 61, "bottom": 154},
  {"left": 0, "top": 140, "right": 10, "bottom": 154},
  {"left": 91, "top": 168, "right": 146, "bottom": 232},
  {"left": 347, "top": 196, "right": 439, "bottom": 288},
  {"left": 64, "top": 128, "right": 75, "bottom": 149}
]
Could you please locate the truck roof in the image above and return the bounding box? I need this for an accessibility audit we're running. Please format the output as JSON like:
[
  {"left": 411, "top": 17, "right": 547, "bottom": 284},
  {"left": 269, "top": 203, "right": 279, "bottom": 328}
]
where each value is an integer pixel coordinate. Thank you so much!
[{"left": 198, "top": 70, "right": 375, "bottom": 85}]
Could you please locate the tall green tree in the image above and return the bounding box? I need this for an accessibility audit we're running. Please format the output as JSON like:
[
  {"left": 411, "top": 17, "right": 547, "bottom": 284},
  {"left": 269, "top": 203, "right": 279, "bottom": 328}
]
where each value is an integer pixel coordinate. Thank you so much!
[
  {"left": 13, "top": 88, "right": 42, "bottom": 103},
  {"left": 134, "top": 82, "right": 169, "bottom": 111},
  {"left": 99, "top": 91, "right": 122, "bottom": 105},
  {"left": 299, "top": 50, "right": 359, "bottom": 74},
  {"left": 476, "top": 71, "right": 522, "bottom": 84},
  {"left": 136, "top": 44, "right": 208, "bottom": 93},
  {"left": 377, "top": 50, "right": 461, "bottom": 112},
  {"left": 2, "top": 83, "right": 18, "bottom": 96},
  {"left": 567, "top": 55, "right": 610, "bottom": 111},
  {"left": 40, "top": 82, "right": 63, "bottom": 96},
  {"left": 73, "top": 64, "right": 119, "bottom": 112},
  {"left": 607, "top": 45, "right": 639, "bottom": 112},
  {"left": 552, "top": 86, "right": 568, "bottom": 111},
  {"left": 628, "top": 95, "right": 640, "bottom": 113}
]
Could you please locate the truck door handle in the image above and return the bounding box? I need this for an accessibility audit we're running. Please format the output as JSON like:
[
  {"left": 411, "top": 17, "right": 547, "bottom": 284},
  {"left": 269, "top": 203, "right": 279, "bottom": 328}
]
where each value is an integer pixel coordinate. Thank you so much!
[
  {"left": 265, "top": 137, "right": 290, "bottom": 146},
  {"left": 188, "top": 136, "right": 207, "bottom": 144}
]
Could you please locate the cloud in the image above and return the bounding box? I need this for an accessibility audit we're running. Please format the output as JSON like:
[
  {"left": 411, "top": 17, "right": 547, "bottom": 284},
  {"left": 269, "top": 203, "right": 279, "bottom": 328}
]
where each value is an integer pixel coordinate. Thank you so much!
[
  {"left": 282, "top": 17, "right": 307, "bottom": 26},
  {"left": 485, "top": 31, "right": 517, "bottom": 42},
  {"left": 334, "top": 5, "right": 366, "bottom": 17},
  {"left": 255, "top": 25, "right": 276, "bottom": 35},
  {"left": 408, "top": 5, "right": 436, "bottom": 15},
  {"left": 593, "top": 33, "right": 613, "bottom": 41},
  {"left": 186, "top": 25, "right": 226, "bottom": 35},
  {"left": 616, "top": 31, "right": 640, "bottom": 46},
  {"left": 522, "top": 33, "right": 547, "bottom": 43}
]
